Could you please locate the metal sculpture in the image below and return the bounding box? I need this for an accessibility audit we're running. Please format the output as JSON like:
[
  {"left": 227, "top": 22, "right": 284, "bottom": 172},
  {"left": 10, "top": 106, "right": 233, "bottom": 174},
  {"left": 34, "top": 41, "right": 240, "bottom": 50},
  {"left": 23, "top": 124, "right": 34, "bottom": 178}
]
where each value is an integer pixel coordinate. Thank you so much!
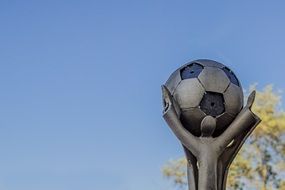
[{"left": 162, "top": 59, "right": 261, "bottom": 190}]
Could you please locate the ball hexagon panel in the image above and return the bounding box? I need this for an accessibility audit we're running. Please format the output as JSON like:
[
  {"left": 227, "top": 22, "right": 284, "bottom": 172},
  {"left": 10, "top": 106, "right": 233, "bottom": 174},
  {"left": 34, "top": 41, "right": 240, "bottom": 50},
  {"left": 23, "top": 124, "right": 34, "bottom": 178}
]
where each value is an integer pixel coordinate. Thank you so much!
[
  {"left": 165, "top": 69, "right": 182, "bottom": 95},
  {"left": 180, "top": 107, "right": 206, "bottom": 137},
  {"left": 198, "top": 67, "right": 230, "bottom": 93},
  {"left": 223, "top": 83, "right": 244, "bottom": 116},
  {"left": 195, "top": 59, "right": 225, "bottom": 68},
  {"left": 180, "top": 63, "right": 203, "bottom": 80},
  {"left": 173, "top": 78, "right": 205, "bottom": 109},
  {"left": 199, "top": 92, "right": 225, "bottom": 117},
  {"left": 222, "top": 67, "right": 240, "bottom": 87}
]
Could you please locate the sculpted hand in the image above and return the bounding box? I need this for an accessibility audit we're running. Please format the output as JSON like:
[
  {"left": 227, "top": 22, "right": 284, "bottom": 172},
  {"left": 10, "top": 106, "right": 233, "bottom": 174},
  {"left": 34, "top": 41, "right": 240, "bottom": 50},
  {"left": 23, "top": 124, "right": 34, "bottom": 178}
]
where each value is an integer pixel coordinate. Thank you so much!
[
  {"left": 216, "top": 90, "right": 260, "bottom": 148},
  {"left": 162, "top": 84, "right": 199, "bottom": 155}
]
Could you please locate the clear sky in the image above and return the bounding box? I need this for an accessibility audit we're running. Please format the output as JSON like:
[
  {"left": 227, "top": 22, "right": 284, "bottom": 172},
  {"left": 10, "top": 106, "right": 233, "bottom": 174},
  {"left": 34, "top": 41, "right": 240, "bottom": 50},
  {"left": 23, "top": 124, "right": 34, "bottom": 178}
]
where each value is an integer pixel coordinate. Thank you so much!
[{"left": 0, "top": 1, "right": 285, "bottom": 190}]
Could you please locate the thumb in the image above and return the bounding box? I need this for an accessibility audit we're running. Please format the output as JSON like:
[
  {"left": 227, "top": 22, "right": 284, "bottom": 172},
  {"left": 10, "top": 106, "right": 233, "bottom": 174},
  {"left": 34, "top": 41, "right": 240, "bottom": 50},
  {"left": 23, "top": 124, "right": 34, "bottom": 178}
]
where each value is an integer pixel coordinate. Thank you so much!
[{"left": 246, "top": 90, "right": 256, "bottom": 109}]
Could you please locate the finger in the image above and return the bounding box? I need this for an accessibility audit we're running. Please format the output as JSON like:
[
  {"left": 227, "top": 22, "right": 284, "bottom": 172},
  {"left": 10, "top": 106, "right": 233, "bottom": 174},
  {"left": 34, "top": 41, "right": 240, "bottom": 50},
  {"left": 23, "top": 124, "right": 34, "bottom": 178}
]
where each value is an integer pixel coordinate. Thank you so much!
[
  {"left": 161, "top": 85, "right": 171, "bottom": 100},
  {"left": 161, "top": 85, "right": 171, "bottom": 96},
  {"left": 162, "top": 85, "right": 174, "bottom": 111},
  {"left": 246, "top": 90, "right": 256, "bottom": 109}
]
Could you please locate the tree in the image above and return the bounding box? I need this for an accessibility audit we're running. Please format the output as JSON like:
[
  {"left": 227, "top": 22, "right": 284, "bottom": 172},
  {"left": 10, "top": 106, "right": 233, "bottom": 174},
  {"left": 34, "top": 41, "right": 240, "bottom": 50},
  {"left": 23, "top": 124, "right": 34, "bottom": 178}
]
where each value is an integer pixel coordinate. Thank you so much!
[{"left": 162, "top": 85, "right": 285, "bottom": 190}]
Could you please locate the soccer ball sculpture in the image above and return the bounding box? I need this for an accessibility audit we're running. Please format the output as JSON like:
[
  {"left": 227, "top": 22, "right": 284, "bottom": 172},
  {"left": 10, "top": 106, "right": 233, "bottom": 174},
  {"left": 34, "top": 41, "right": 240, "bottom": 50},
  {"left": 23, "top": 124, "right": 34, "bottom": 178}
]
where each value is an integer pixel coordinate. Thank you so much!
[
  {"left": 162, "top": 59, "right": 261, "bottom": 190},
  {"left": 165, "top": 59, "right": 243, "bottom": 137}
]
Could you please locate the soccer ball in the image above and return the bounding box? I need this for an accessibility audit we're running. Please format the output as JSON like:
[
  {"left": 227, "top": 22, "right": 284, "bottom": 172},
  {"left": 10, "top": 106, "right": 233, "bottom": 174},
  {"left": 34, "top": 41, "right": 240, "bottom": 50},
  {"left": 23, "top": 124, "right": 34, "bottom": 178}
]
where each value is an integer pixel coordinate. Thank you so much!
[{"left": 165, "top": 59, "right": 243, "bottom": 137}]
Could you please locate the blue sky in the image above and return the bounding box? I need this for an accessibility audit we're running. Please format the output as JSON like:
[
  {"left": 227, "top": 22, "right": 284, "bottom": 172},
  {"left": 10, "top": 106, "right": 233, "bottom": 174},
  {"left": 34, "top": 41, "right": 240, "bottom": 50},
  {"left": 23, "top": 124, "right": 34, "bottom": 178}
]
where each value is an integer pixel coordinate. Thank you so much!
[{"left": 0, "top": 1, "right": 285, "bottom": 190}]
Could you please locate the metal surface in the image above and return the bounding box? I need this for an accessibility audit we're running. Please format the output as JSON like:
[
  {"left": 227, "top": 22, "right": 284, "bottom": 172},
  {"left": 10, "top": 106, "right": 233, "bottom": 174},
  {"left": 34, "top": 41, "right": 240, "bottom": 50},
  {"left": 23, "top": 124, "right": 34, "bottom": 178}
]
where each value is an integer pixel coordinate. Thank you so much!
[
  {"left": 165, "top": 69, "right": 182, "bottom": 95},
  {"left": 215, "top": 112, "right": 234, "bottom": 137},
  {"left": 165, "top": 60, "right": 244, "bottom": 136},
  {"left": 181, "top": 63, "right": 204, "bottom": 79},
  {"left": 181, "top": 108, "right": 207, "bottom": 137},
  {"left": 199, "top": 92, "right": 225, "bottom": 116},
  {"left": 198, "top": 67, "right": 230, "bottom": 93},
  {"left": 162, "top": 60, "right": 261, "bottom": 190},
  {"left": 222, "top": 67, "right": 240, "bottom": 86},
  {"left": 195, "top": 59, "right": 225, "bottom": 69},
  {"left": 173, "top": 79, "right": 205, "bottom": 109},
  {"left": 223, "top": 83, "right": 244, "bottom": 116}
]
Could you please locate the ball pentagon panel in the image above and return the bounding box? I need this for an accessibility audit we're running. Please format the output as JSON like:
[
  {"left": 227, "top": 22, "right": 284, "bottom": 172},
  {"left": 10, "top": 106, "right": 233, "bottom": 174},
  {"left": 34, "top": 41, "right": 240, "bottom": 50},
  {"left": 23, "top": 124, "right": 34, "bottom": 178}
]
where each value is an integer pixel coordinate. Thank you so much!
[
  {"left": 199, "top": 92, "right": 225, "bottom": 117},
  {"left": 180, "top": 63, "right": 203, "bottom": 80}
]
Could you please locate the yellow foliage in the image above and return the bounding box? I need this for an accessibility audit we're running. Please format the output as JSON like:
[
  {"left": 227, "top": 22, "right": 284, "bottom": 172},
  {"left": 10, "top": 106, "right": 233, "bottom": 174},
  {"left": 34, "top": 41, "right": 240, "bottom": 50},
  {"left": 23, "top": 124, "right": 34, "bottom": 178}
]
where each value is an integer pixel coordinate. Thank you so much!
[{"left": 251, "top": 85, "right": 285, "bottom": 138}]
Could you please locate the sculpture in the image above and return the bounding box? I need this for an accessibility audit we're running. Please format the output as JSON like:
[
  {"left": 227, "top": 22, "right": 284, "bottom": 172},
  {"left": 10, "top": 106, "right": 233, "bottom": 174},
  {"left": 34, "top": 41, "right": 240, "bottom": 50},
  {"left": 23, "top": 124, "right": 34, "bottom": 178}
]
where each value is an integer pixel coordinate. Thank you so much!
[{"left": 162, "top": 59, "right": 261, "bottom": 190}]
